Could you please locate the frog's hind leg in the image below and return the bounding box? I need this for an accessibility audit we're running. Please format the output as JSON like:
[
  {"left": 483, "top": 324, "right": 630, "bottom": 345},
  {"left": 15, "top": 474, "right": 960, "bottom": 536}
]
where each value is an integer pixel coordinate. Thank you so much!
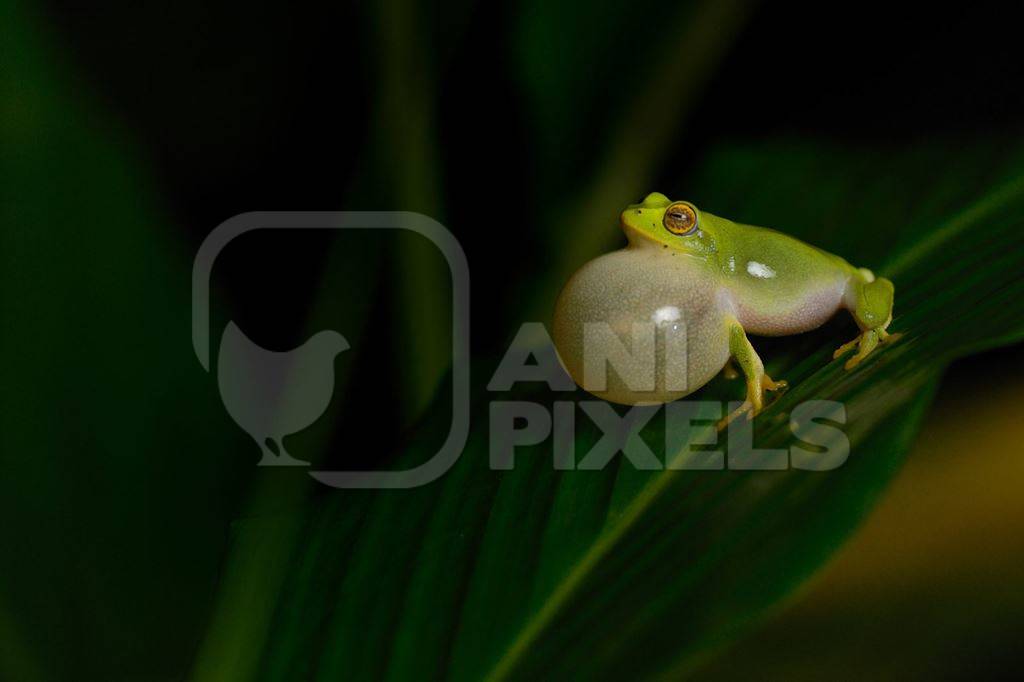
[
  {"left": 718, "top": 319, "right": 788, "bottom": 429},
  {"left": 835, "top": 273, "right": 897, "bottom": 369}
]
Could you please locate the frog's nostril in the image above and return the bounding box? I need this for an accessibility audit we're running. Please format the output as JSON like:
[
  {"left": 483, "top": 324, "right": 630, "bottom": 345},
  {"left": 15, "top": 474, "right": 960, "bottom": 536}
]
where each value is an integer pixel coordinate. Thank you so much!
[{"left": 642, "top": 192, "right": 671, "bottom": 208}]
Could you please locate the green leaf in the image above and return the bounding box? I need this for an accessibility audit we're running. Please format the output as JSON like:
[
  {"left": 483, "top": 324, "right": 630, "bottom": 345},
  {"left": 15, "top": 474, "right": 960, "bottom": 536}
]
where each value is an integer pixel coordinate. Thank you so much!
[
  {"left": 1, "top": 2, "right": 246, "bottom": 679},
  {"left": 205, "top": 136, "right": 1024, "bottom": 680}
]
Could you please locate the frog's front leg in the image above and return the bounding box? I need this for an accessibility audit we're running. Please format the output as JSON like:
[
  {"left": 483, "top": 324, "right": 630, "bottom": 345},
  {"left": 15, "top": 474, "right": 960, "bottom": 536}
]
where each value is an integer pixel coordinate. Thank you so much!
[
  {"left": 835, "top": 271, "right": 897, "bottom": 369},
  {"left": 718, "top": 319, "right": 787, "bottom": 428}
]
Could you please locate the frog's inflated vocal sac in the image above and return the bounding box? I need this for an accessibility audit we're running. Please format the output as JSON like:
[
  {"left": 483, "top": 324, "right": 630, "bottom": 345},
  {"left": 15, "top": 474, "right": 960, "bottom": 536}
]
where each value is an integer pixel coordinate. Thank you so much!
[{"left": 553, "top": 192, "right": 895, "bottom": 421}]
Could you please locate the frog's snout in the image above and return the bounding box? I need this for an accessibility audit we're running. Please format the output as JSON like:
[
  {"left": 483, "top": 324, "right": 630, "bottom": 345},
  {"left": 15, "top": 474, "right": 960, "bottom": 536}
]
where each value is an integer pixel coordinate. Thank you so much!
[
  {"left": 621, "top": 192, "right": 669, "bottom": 236},
  {"left": 619, "top": 206, "right": 645, "bottom": 234}
]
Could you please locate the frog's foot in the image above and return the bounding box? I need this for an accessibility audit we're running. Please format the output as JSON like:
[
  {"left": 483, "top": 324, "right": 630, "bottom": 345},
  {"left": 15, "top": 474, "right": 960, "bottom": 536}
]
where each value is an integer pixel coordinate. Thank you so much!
[
  {"left": 839, "top": 274, "right": 898, "bottom": 369},
  {"left": 722, "top": 357, "right": 741, "bottom": 380},
  {"left": 882, "top": 330, "right": 902, "bottom": 344},
  {"left": 748, "top": 373, "right": 788, "bottom": 417},
  {"left": 717, "top": 401, "right": 752, "bottom": 431},
  {"left": 716, "top": 373, "right": 788, "bottom": 431},
  {"left": 835, "top": 329, "right": 879, "bottom": 369},
  {"left": 834, "top": 327, "right": 899, "bottom": 370},
  {"left": 833, "top": 336, "right": 860, "bottom": 360}
]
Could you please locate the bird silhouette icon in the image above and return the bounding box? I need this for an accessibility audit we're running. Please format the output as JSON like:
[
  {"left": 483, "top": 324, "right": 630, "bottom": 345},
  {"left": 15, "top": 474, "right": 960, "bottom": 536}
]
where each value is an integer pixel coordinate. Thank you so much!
[{"left": 217, "top": 321, "right": 349, "bottom": 465}]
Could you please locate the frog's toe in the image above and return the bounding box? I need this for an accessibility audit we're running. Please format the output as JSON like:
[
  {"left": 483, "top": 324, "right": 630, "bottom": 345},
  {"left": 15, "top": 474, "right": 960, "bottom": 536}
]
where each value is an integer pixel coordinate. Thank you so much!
[
  {"left": 762, "top": 375, "right": 787, "bottom": 392},
  {"left": 716, "top": 400, "right": 754, "bottom": 431},
  {"left": 842, "top": 329, "right": 882, "bottom": 370},
  {"left": 880, "top": 330, "right": 902, "bottom": 344},
  {"left": 833, "top": 336, "right": 860, "bottom": 359}
]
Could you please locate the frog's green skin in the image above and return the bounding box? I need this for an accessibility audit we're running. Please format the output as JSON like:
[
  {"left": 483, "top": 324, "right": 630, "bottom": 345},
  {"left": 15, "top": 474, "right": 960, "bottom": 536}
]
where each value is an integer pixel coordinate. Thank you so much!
[{"left": 552, "top": 192, "right": 895, "bottom": 418}]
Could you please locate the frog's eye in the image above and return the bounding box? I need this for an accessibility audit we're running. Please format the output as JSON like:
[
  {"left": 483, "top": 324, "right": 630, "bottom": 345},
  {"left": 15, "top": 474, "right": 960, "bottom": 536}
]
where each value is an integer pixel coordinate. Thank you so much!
[{"left": 663, "top": 202, "right": 698, "bottom": 236}]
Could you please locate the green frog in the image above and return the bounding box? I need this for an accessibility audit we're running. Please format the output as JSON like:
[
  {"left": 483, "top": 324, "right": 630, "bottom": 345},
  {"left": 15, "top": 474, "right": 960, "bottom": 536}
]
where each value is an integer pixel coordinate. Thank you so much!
[{"left": 553, "top": 192, "right": 895, "bottom": 421}]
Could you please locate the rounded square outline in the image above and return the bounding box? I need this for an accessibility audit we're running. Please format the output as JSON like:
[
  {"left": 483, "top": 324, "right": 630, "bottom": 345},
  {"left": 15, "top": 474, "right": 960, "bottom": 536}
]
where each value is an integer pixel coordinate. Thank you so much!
[{"left": 192, "top": 211, "right": 470, "bottom": 488}]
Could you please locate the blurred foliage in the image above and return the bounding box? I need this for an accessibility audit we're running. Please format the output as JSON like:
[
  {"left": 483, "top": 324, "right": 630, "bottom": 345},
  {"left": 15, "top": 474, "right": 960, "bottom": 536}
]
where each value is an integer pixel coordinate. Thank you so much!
[
  {"left": 2, "top": 1, "right": 249, "bottom": 678},
  {"left": 4, "top": 0, "right": 1024, "bottom": 679}
]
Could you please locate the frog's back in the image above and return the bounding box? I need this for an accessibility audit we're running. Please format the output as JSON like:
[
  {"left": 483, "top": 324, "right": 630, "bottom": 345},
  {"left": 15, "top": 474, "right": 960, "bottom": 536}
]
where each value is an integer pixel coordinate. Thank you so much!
[{"left": 713, "top": 217, "right": 855, "bottom": 336}]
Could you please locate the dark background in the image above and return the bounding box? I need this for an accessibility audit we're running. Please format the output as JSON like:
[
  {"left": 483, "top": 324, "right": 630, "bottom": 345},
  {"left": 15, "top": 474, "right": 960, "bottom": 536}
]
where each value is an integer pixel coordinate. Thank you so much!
[{"left": 5, "top": 0, "right": 1024, "bottom": 678}]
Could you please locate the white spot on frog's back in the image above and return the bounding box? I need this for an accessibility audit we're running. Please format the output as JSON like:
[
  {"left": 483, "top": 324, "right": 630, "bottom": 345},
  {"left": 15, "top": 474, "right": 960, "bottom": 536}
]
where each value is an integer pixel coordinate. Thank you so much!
[{"left": 746, "top": 260, "right": 776, "bottom": 279}]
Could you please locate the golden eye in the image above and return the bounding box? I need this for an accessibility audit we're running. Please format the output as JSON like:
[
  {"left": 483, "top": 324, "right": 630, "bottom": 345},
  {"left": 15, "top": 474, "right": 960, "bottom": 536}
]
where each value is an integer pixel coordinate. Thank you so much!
[{"left": 663, "top": 202, "right": 698, "bottom": 235}]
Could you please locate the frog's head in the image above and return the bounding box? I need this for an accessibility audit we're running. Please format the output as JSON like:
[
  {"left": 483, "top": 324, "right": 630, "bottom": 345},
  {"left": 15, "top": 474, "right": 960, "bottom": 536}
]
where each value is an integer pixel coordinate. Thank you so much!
[{"left": 620, "top": 192, "right": 718, "bottom": 259}]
